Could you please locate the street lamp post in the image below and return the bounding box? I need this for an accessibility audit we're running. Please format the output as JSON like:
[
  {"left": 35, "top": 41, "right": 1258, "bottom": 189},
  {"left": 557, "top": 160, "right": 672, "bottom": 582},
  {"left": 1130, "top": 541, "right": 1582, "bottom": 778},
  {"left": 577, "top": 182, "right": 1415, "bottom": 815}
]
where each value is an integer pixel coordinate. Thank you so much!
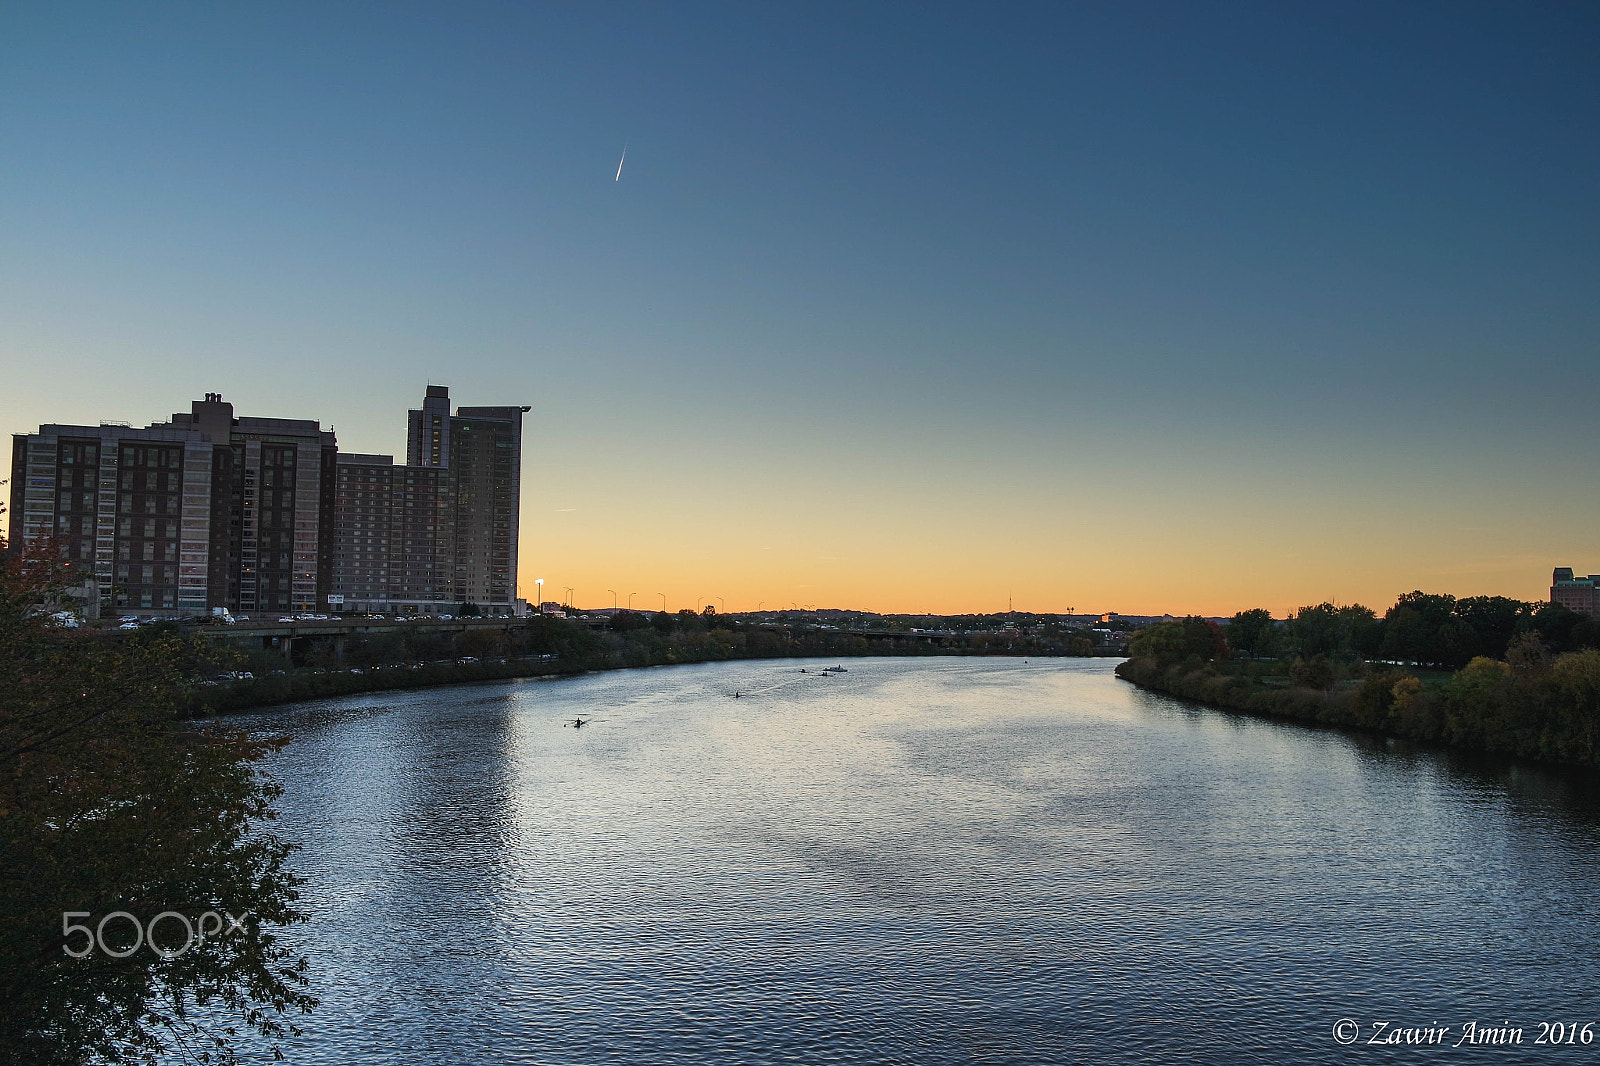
[
  {"left": 658, "top": 592, "right": 666, "bottom": 613},
  {"left": 608, "top": 589, "right": 617, "bottom": 610},
  {"left": 628, "top": 592, "right": 636, "bottom": 610},
  {"left": 718, "top": 596, "right": 726, "bottom": 614}
]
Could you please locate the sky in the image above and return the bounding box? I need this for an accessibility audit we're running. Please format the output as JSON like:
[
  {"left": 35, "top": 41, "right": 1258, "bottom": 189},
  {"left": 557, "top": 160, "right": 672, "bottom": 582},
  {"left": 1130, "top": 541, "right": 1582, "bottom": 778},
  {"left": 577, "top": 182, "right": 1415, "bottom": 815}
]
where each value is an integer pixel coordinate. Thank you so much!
[{"left": 3, "top": 1, "right": 1597, "bottom": 617}]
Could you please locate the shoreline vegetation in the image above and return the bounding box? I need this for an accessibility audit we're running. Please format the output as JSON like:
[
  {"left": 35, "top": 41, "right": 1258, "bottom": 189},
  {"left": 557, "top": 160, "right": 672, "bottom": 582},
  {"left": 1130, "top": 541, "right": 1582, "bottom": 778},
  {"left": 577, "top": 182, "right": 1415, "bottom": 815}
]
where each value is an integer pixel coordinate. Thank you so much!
[
  {"left": 1114, "top": 598, "right": 1600, "bottom": 770},
  {"left": 179, "top": 611, "right": 1106, "bottom": 715}
]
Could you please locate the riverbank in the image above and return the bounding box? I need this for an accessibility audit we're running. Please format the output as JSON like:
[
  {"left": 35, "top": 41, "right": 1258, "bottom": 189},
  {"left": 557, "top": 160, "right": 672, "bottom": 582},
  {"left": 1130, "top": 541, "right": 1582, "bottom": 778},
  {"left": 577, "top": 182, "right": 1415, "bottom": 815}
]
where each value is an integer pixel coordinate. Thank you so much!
[
  {"left": 185, "top": 617, "right": 1100, "bottom": 715},
  {"left": 1115, "top": 654, "right": 1600, "bottom": 770}
]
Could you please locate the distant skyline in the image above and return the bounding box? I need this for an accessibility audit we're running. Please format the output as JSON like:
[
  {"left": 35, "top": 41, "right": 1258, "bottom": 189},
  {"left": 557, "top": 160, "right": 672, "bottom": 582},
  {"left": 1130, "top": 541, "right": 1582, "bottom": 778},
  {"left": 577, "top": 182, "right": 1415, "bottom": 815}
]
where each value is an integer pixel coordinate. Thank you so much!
[{"left": 4, "top": 2, "right": 1597, "bottom": 616}]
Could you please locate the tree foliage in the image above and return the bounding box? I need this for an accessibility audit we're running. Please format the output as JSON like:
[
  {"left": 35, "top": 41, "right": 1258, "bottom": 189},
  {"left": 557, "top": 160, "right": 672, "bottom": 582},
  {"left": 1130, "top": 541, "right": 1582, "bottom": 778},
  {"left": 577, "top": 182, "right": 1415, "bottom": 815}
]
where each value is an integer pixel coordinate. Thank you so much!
[
  {"left": 1210, "top": 592, "right": 1600, "bottom": 672},
  {"left": 1225, "top": 608, "right": 1277, "bottom": 658},
  {"left": 1128, "top": 616, "right": 1227, "bottom": 666},
  {"left": 0, "top": 529, "right": 314, "bottom": 1064},
  {"left": 1287, "top": 603, "right": 1380, "bottom": 662}
]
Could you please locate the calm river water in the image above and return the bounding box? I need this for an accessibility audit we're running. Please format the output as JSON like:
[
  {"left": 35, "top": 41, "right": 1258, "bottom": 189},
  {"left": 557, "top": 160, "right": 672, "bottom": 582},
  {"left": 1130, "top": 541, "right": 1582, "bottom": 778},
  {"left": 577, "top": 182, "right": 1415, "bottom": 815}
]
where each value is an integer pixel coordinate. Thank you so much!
[{"left": 240, "top": 657, "right": 1600, "bottom": 1064}]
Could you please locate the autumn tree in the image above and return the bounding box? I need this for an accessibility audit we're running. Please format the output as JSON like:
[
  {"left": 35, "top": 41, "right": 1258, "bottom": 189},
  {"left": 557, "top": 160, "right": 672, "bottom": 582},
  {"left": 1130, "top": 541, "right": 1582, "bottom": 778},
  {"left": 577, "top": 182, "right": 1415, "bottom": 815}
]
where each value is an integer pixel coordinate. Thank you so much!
[{"left": 0, "top": 520, "right": 315, "bottom": 1064}]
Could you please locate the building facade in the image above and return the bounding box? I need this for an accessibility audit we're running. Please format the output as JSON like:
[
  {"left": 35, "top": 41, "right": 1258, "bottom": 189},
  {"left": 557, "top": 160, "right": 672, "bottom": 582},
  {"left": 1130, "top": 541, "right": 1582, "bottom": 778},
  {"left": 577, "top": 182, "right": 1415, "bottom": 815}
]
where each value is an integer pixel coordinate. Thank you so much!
[
  {"left": 10, "top": 395, "right": 338, "bottom": 618},
  {"left": 1552, "top": 568, "right": 1600, "bottom": 617},
  {"left": 156, "top": 396, "right": 339, "bottom": 617},
  {"left": 330, "top": 386, "right": 527, "bottom": 615},
  {"left": 10, "top": 386, "right": 525, "bottom": 619},
  {"left": 10, "top": 422, "right": 213, "bottom": 615}
]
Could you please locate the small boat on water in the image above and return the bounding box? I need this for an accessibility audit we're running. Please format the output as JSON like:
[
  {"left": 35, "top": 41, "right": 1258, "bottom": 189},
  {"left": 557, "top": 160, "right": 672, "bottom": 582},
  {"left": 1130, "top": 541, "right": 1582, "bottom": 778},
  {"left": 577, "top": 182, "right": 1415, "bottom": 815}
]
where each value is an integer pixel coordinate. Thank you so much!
[{"left": 823, "top": 665, "right": 848, "bottom": 673}]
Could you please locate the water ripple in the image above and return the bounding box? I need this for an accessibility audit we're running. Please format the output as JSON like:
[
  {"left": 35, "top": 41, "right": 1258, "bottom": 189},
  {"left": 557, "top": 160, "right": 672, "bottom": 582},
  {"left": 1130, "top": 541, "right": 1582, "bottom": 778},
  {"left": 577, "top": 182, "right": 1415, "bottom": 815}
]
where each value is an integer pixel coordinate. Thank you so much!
[{"left": 215, "top": 658, "right": 1600, "bottom": 1064}]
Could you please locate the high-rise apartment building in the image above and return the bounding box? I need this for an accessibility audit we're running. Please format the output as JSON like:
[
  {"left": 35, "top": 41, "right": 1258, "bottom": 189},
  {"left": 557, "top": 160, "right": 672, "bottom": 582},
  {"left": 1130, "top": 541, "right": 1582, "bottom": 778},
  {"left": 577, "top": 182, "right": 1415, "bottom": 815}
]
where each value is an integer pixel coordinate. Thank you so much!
[
  {"left": 9, "top": 395, "right": 338, "bottom": 617},
  {"left": 330, "top": 453, "right": 453, "bottom": 614},
  {"left": 330, "top": 386, "right": 527, "bottom": 615},
  {"left": 156, "top": 396, "right": 339, "bottom": 617},
  {"left": 10, "top": 386, "right": 525, "bottom": 619},
  {"left": 10, "top": 421, "right": 212, "bottom": 615}
]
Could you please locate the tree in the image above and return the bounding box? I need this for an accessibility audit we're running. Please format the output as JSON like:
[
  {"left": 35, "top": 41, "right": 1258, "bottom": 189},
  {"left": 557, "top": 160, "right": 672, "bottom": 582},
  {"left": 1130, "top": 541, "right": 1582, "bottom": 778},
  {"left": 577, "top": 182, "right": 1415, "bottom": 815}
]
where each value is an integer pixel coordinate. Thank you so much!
[
  {"left": 0, "top": 525, "right": 315, "bottom": 1064},
  {"left": 1453, "top": 596, "right": 1523, "bottom": 660},
  {"left": 1129, "top": 617, "right": 1226, "bottom": 666},
  {"left": 609, "top": 609, "right": 648, "bottom": 633},
  {"left": 1288, "top": 603, "right": 1379, "bottom": 662},
  {"left": 1524, "top": 601, "right": 1583, "bottom": 654},
  {"left": 1381, "top": 591, "right": 1458, "bottom": 666},
  {"left": 1289, "top": 654, "right": 1335, "bottom": 691},
  {"left": 1225, "top": 609, "right": 1277, "bottom": 658}
]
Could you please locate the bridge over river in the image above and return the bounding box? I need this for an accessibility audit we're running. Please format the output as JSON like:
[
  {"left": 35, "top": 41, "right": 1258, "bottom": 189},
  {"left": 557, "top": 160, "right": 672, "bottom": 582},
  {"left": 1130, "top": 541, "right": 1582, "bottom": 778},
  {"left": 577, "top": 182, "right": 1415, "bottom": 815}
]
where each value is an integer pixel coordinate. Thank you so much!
[{"left": 203, "top": 616, "right": 958, "bottom": 660}]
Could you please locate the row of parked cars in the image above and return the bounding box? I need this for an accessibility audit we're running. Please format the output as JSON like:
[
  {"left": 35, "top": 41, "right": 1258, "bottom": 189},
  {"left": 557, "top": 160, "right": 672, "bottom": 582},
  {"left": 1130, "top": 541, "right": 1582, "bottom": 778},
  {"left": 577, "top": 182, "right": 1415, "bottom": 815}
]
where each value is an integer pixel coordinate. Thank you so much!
[
  {"left": 117, "top": 614, "right": 186, "bottom": 629},
  {"left": 272, "top": 614, "right": 470, "bottom": 623}
]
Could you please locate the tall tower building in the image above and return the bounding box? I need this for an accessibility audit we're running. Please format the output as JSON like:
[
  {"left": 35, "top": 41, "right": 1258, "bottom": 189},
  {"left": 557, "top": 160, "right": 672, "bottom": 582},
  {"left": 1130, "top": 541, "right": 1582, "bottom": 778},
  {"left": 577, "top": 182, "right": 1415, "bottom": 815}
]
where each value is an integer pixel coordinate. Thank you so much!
[
  {"left": 407, "top": 384, "right": 453, "bottom": 469},
  {"left": 329, "top": 386, "right": 527, "bottom": 615},
  {"left": 449, "top": 402, "right": 527, "bottom": 610}
]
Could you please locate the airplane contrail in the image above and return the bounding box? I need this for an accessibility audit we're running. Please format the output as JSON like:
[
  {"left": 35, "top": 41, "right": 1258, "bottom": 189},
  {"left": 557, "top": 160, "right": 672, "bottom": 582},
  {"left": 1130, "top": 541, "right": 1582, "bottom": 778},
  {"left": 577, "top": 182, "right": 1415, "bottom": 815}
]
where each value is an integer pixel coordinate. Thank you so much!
[{"left": 615, "top": 145, "right": 626, "bottom": 181}]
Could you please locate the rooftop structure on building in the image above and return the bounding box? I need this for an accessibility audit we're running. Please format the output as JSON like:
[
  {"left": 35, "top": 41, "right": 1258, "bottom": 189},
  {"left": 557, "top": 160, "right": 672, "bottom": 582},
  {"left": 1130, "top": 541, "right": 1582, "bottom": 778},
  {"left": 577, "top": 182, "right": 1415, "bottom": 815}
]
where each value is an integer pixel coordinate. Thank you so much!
[{"left": 1551, "top": 568, "right": 1600, "bottom": 617}]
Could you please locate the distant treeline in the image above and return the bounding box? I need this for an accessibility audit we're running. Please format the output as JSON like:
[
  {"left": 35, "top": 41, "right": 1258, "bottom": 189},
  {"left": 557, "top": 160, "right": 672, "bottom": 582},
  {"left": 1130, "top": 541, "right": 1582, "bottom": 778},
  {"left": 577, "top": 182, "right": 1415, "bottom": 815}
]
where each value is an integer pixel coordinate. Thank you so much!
[
  {"left": 1217, "top": 592, "right": 1600, "bottom": 669},
  {"left": 1116, "top": 593, "right": 1600, "bottom": 768},
  {"left": 185, "top": 610, "right": 1097, "bottom": 713}
]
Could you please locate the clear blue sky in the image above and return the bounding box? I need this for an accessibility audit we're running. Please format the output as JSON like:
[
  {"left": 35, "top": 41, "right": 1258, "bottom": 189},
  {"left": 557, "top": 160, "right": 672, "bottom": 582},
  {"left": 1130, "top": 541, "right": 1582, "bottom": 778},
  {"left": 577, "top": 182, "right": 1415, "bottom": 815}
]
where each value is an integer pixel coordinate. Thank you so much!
[{"left": 4, "top": 2, "right": 1597, "bottom": 613}]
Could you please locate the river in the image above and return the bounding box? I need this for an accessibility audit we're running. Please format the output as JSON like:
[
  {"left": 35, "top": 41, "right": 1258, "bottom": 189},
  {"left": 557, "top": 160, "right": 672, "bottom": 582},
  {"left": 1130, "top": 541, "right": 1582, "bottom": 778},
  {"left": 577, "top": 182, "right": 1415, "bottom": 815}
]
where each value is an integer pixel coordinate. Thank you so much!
[{"left": 237, "top": 656, "right": 1600, "bottom": 1064}]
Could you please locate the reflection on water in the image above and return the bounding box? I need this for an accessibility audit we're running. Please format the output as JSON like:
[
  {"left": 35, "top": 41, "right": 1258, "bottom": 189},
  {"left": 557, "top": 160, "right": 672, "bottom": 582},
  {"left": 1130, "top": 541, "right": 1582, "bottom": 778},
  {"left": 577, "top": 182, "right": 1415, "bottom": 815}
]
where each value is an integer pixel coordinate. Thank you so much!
[{"left": 233, "top": 658, "right": 1600, "bottom": 1064}]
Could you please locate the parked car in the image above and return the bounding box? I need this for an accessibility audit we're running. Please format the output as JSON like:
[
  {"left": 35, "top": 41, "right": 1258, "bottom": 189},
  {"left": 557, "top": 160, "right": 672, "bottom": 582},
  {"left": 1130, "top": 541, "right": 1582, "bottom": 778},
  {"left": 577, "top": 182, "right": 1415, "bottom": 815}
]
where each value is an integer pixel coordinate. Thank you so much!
[{"left": 119, "top": 621, "right": 140, "bottom": 629}]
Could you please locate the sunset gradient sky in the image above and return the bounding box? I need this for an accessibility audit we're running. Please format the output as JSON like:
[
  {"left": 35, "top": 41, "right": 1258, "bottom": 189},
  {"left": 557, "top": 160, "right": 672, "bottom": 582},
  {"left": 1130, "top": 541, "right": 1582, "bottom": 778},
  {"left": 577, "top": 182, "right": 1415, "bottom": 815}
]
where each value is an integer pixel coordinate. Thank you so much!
[{"left": 3, "top": 2, "right": 1597, "bottom": 616}]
